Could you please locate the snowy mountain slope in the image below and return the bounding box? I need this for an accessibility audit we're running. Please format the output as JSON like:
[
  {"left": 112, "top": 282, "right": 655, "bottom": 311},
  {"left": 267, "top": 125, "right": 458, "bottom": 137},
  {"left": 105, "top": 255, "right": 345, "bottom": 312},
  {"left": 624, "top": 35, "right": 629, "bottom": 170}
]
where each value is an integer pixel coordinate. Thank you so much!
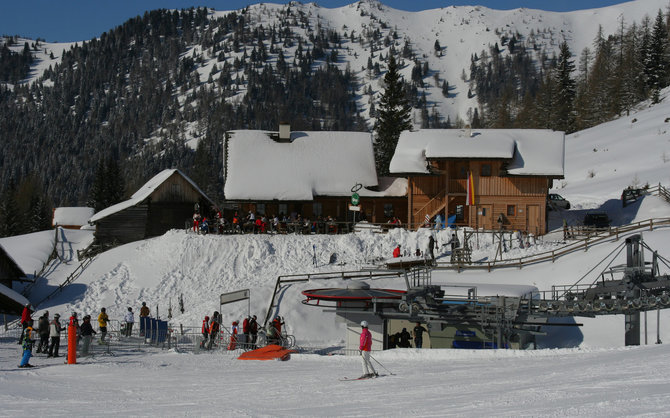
[
  {"left": 556, "top": 87, "right": 670, "bottom": 209},
  {"left": 203, "top": 0, "right": 668, "bottom": 127},
  {"left": 6, "top": 0, "right": 667, "bottom": 128}
]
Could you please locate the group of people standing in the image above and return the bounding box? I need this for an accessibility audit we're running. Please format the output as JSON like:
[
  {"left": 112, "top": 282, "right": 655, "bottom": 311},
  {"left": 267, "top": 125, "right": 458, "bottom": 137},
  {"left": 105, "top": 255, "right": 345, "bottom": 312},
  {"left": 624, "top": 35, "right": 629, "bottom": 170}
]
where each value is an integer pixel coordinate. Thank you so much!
[
  {"left": 199, "top": 313, "right": 286, "bottom": 351},
  {"left": 17, "top": 301, "right": 152, "bottom": 368}
]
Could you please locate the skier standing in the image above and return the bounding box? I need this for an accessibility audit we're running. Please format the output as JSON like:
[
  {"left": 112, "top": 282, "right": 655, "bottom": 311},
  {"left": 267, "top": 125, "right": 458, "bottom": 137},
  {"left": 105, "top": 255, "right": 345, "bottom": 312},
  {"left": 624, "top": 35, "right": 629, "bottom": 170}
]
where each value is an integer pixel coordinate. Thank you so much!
[
  {"left": 36, "top": 311, "right": 50, "bottom": 353},
  {"left": 124, "top": 307, "right": 134, "bottom": 337},
  {"left": 242, "top": 316, "right": 250, "bottom": 347},
  {"left": 19, "top": 303, "right": 32, "bottom": 344},
  {"left": 97, "top": 308, "right": 109, "bottom": 344},
  {"left": 47, "top": 314, "right": 62, "bottom": 357},
  {"left": 19, "top": 319, "right": 36, "bottom": 368},
  {"left": 207, "top": 312, "right": 220, "bottom": 350},
  {"left": 80, "top": 315, "right": 96, "bottom": 356},
  {"left": 200, "top": 315, "right": 210, "bottom": 348},
  {"left": 359, "top": 321, "right": 377, "bottom": 378},
  {"left": 249, "top": 315, "right": 258, "bottom": 349}
]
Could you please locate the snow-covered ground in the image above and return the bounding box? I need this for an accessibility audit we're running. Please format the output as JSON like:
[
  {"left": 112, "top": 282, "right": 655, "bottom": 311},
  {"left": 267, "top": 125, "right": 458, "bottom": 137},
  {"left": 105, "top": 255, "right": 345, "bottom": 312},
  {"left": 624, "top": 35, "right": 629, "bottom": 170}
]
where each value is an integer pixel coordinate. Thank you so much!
[{"left": 2, "top": 95, "right": 670, "bottom": 418}]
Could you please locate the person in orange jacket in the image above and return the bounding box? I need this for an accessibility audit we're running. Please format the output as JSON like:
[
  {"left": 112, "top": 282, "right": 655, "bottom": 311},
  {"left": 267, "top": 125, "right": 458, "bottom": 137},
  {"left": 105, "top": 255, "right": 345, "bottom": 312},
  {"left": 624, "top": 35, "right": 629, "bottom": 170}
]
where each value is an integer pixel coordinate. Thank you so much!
[
  {"left": 227, "top": 321, "right": 239, "bottom": 350},
  {"left": 393, "top": 245, "right": 401, "bottom": 258},
  {"left": 206, "top": 312, "right": 220, "bottom": 350}
]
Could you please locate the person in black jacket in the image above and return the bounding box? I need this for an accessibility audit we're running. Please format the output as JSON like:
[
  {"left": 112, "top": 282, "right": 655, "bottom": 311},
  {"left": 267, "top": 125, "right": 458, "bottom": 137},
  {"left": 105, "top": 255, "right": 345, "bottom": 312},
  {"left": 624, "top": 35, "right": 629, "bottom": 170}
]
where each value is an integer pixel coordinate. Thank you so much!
[
  {"left": 80, "top": 315, "right": 97, "bottom": 356},
  {"left": 36, "top": 312, "right": 50, "bottom": 353}
]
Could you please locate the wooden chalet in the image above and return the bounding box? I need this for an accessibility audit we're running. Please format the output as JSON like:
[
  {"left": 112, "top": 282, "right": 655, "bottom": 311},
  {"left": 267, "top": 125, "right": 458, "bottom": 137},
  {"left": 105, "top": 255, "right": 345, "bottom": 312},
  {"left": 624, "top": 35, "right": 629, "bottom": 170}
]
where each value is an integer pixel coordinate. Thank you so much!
[
  {"left": 389, "top": 129, "right": 565, "bottom": 235},
  {"left": 223, "top": 126, "right": 407, "bottom": 224},
  {"left": 89, "top": 169, "right": 214, "bottom": 246}
]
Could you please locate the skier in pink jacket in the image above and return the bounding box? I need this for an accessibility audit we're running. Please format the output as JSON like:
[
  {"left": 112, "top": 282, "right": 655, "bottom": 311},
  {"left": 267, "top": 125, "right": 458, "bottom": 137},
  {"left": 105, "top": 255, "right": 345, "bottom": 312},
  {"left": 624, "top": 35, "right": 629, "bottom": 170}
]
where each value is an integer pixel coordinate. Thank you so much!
[{"left": 359, "top": 321, "right": 377, "bottom": 378}]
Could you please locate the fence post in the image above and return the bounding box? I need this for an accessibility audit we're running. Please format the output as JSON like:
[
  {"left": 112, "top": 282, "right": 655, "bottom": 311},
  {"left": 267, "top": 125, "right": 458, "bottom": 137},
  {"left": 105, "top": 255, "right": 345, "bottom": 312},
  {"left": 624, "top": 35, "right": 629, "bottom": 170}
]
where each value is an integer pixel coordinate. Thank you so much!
[{"left": 650, "top": 219, "right": 653, "bottom": 231}]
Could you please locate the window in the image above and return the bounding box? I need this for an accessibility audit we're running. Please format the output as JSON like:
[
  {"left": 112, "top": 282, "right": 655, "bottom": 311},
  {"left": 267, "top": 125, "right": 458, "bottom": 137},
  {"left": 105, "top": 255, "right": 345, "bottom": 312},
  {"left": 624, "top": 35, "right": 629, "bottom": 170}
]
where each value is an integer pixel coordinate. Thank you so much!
[
  {"left": 278, "top": 204, "right": 287, "bottom": 217},
  {"left": 507, "top": 205, "right": 515, "bottom": 216},
  {"left": 256, "top": 203, "right": 266, "bottom": 215},
  {"left": 459, "top": 166, "right": 468, "bottom": 179},
  {"left": 455, "top": 205, "right": 464, "bottom": 221},
  {"left": 481, "top": 164, "right": 491, "bottom": 177},
  {"left": 312, "top": 202, "right": 323, "bottom": 217},
  {"left": 384, "top": 204, "right": 394, "bottom": 218}
]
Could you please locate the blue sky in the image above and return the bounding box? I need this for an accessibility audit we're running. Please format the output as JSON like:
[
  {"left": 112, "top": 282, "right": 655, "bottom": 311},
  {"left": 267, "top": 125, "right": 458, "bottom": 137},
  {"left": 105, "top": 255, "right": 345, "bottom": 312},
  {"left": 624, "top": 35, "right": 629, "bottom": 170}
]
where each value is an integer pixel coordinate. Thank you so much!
[{"left": 2, "top": 0, "right": 632, "bottom": 43}]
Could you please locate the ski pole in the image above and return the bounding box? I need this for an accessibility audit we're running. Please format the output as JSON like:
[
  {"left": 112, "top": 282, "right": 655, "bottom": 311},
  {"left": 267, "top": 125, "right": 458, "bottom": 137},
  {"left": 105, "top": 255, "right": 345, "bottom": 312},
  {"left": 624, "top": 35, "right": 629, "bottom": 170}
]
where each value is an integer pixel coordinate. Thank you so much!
[{"left": 369, "top": 354, "right": 395, "bottom": 375}]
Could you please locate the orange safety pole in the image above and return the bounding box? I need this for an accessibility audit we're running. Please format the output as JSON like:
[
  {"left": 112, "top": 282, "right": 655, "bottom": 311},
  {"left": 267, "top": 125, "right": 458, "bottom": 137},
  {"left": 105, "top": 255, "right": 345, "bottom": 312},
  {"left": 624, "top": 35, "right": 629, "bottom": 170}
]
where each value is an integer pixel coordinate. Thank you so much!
[{"left": 67, "top": 323, "right": 77, "bottom": 364}]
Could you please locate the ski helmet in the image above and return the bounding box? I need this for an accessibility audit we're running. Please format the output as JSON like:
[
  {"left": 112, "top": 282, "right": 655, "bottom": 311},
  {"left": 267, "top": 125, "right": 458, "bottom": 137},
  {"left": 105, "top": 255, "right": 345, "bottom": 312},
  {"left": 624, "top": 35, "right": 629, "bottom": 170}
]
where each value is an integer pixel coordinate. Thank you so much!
[{"left": 360, "top": 320, "right": 368, "bottom": 328}]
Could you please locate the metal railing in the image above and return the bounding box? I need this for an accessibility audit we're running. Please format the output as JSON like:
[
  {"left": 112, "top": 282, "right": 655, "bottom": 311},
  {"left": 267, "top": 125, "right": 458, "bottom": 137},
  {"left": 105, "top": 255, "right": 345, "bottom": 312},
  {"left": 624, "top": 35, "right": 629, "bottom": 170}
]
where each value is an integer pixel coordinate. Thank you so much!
[{"left": 435, "top": 217, "right": 670, "bottom": 272}]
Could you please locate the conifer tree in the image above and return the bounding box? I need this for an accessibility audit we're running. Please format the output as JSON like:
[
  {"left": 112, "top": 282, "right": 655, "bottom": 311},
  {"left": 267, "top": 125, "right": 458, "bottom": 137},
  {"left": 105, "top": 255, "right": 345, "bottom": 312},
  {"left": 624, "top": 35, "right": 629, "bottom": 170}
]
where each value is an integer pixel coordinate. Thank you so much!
[
  {"left": 374, "top": 55, "right": 412, "bottom": 176},
  {"left": 647, "top": 10, "right": 669, "bottom": 102},
  {"left": 0, "top": 181, "right": 20, "bottom": 237},
  {"left": 553, "top": 42, "right": 576, "bottom": 133}
]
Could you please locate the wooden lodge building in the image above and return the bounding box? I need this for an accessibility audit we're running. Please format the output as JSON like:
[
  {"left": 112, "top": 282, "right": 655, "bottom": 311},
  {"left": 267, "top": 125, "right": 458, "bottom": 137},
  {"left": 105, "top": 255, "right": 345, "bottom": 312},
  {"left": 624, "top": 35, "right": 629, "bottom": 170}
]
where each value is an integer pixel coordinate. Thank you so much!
[
  {"left": 222, "top": 125, "right": 407, "bottom": 225},
  {"left": 88, "top": 169, "right": 215, "bottom": 246},
  {"left": 389, "top": 129, "right": 565, "bottom": 235}
]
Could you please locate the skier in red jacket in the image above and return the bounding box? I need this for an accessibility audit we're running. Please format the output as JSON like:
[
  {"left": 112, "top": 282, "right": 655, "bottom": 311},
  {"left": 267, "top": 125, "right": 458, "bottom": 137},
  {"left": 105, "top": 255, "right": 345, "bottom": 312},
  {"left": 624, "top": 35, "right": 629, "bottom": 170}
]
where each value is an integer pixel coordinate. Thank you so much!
[
  {"left": 19, "top": 303, "right": 33, "bottom": 344},
  {"left": 359, "top": 320, "right": 377, "bottom": 378},
  {"left": 392, "top": 245, "right": 401, "bottom": 258}
]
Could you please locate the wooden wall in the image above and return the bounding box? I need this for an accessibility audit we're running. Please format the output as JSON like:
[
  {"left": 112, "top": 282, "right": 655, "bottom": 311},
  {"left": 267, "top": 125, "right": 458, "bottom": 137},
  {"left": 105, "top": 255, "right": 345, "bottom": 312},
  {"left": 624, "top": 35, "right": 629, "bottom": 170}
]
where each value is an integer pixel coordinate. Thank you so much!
[
  {"left": 95, "top": 206, "right": 149, "bottom": 245},
  {"left": 150, "top": 173, "right": 203, "bottom": 203},
  {"left": 407, "top": 159, "right": 551, "bottom": 234}
]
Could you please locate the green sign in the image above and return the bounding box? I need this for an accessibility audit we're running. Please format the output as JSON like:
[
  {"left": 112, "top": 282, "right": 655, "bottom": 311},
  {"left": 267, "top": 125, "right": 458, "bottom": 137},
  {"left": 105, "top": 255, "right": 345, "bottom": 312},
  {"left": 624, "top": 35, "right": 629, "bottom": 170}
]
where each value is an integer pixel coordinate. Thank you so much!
[{"left": 351, "top": 192, "right": 360, "bottom": 205}]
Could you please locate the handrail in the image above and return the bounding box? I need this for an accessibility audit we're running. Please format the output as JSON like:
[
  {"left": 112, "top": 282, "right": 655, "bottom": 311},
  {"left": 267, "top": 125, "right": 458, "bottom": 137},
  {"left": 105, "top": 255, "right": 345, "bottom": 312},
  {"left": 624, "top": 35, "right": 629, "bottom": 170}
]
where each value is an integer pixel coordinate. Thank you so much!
[
  {"left": 413, "top": 190, "right": 446, "bottom": 218},
  {"left": 33, "top": 256, "right": 96, "bottom": 308}
]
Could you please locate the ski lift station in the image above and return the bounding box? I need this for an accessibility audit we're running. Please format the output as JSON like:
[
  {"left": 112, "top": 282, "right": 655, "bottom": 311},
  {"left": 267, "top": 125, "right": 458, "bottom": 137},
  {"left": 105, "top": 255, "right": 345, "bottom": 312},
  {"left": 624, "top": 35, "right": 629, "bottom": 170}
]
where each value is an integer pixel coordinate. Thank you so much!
[{"left": 299, "top": 235, "right": 670, "bottom": 352}]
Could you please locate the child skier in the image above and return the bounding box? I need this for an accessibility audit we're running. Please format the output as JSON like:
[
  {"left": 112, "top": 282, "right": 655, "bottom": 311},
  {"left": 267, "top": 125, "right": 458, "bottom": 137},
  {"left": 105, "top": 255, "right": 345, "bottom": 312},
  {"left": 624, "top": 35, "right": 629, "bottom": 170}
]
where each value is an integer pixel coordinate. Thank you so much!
[{"left": 19, "top": 320, "right": 36, "bottom": 368}]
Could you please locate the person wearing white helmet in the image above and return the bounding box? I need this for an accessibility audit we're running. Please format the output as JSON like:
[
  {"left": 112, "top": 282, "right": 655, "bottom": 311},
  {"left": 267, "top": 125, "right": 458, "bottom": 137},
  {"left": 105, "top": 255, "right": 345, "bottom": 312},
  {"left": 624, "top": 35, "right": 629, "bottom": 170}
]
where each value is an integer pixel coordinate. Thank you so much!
[{"left": 359, "top": 320, "right": 377, "bottom": 379}]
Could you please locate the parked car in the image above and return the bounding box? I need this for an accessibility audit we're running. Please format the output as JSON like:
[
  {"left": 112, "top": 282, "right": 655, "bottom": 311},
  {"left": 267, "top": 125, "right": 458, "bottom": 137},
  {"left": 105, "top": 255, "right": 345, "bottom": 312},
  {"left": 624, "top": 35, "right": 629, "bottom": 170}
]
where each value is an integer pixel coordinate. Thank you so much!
[
  {"left": 621, "top": 187, "right": 646, "bottom": 207},
  {"left": 547, "top": 193, "right": 571, "bottom": 210},
  {"left": 583, "top": 212, "right": 611, "bottom": 229}
]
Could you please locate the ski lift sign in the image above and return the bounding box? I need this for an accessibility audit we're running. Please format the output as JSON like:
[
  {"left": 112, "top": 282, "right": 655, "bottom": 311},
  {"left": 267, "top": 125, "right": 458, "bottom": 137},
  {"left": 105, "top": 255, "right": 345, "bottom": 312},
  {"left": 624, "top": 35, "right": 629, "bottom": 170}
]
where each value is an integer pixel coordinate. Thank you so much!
[{"left": 220, "top": 289, "right": 250, "bottom": 317}]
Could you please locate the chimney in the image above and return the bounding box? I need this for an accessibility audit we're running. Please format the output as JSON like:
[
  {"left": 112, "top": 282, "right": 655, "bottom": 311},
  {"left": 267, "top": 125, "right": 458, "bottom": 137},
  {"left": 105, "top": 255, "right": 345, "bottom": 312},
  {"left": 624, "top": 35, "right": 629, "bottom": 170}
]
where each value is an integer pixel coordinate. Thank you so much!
[
  {"left": 279, "top": 122, "right": 291, "bottom": 142},
  {"left": 465, "top": 124, "right": 472, "bottom": 138}
]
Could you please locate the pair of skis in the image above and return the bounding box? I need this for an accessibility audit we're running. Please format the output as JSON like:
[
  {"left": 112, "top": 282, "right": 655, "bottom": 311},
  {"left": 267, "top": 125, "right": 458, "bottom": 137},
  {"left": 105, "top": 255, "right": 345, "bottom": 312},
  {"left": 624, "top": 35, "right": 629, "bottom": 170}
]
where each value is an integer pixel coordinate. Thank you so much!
[{"left": 339, "top": 374, "right": 385, "bottom": 381}]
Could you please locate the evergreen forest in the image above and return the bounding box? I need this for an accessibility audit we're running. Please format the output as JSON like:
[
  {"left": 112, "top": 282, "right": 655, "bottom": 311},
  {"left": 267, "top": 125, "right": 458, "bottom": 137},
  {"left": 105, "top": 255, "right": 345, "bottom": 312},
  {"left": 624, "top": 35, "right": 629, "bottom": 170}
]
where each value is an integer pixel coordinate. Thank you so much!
[{"left": 0, "top": 4, "right": 668, "bottom": 237}]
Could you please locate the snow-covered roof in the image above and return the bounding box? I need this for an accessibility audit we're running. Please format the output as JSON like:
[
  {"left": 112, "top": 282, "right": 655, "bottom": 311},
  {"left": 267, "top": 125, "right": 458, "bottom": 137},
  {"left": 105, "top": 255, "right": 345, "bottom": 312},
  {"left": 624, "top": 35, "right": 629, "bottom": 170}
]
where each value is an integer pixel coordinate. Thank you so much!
[
  {"left": 0, "top": 282, "right": 29, "bottom": 309},
  {"left": 53, "top": 207, "right": 94, "bottom": 227},
  {"left": 390, "top": 129, "right": 565, "bottom": 177},
  {"left": 224, "top": 130, "right": 381, "bottom": 200},
  {"left": 89, "top": 169, "right": 213, "bottom": 223},
  {"left": 0, "top": 245, "right": 26, "bottom": 279}
]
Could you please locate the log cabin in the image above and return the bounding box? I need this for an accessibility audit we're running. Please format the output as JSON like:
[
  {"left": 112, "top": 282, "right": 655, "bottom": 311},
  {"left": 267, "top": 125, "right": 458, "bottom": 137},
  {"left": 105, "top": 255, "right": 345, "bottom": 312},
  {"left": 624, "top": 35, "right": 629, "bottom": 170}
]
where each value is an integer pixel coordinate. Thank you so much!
[
  {"left": 88, "top": 169, "right": 215, "bottom": 246},
  {"left": 389, "top": 129, "right": 565, "bottom": 235}
]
